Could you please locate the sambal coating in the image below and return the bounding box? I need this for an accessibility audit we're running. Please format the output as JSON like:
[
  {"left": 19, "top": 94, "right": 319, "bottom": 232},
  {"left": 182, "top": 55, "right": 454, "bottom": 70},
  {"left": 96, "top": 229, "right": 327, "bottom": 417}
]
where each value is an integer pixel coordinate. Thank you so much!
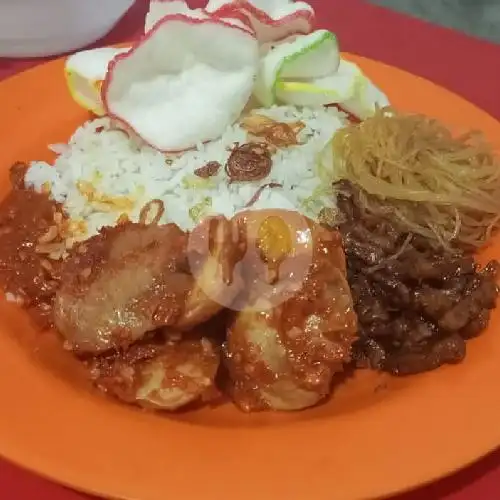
[
  {"left": 0, "top": 162, "right": 68, "bottom": 328},
  {"left": 224, "top": 210, "right": 357, "bottom": 411},
  {"left": 87, "top": 330, "right": 220, "bottom": 410},
  {"left": 54, "top": 216, "right": 243, "bottom": 354}
]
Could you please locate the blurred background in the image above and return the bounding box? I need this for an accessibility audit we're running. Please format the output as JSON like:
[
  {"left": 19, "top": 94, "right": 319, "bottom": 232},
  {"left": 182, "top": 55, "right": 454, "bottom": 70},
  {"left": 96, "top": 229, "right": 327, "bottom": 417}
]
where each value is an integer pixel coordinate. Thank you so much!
[{"left": 371, "top": 0, "right": 500, "bottom": 43}]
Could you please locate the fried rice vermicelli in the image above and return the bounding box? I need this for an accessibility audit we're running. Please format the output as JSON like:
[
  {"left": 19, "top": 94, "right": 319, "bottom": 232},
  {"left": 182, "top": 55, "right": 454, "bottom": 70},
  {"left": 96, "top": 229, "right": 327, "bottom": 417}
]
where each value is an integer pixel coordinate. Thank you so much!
[{"left": 330, "top": 108, "right": 500, "bottom": 252}]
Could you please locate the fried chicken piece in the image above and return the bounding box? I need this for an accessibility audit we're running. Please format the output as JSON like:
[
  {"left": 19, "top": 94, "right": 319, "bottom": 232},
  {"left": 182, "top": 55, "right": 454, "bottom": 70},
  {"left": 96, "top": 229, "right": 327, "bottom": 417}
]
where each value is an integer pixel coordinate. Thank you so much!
[
  {"left": 54, "top": 218, "right": 242, "bottom": 354},
  {"left": 87, "top": 331, "right": 220, "bottom": 410},
  {"left": 224, "top": 210, "right": 357, "bottom": 412}
]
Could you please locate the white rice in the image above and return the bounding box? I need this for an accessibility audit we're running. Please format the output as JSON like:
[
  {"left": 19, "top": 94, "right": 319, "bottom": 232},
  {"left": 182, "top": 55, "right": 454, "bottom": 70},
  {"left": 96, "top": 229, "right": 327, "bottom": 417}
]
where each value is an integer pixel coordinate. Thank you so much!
[{"left": 25, "top": 105, "right": 346, "bottom": 239}]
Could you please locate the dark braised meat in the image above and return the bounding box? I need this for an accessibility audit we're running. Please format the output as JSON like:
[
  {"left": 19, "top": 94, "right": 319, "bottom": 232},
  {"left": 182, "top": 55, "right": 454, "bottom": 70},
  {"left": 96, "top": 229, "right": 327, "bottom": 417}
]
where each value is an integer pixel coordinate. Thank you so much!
[{"left": 334, "top": 181, "right": 499, "bottom": 376}]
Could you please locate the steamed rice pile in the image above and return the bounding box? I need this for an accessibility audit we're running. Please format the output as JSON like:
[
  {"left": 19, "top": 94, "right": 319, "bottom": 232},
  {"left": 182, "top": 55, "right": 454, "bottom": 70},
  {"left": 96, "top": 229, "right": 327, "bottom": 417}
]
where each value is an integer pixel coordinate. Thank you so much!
[{"left": 25, "top": 106, "right": 345, "bottom": 239}]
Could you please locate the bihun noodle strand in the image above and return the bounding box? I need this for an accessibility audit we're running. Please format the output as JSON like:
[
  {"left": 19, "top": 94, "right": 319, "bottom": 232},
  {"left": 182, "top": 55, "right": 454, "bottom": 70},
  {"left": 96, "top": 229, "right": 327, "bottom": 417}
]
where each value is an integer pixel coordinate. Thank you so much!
[{"left": 331, "top": 107, "right": 500, "bottom": 252}]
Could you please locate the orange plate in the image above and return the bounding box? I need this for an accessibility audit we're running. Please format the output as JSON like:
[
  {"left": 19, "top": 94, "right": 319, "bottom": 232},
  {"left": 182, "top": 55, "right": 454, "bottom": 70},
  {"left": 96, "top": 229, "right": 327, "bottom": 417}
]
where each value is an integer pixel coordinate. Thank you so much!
[{"left": 0, "top": 54, "right": 499, "bottom": 500}]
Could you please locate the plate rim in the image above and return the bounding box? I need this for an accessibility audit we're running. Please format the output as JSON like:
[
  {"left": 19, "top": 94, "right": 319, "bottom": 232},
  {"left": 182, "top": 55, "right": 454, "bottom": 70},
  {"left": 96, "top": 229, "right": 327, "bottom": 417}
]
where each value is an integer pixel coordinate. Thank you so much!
[{"left": 0, "top": 52, "right": 499, "bottom": 500}]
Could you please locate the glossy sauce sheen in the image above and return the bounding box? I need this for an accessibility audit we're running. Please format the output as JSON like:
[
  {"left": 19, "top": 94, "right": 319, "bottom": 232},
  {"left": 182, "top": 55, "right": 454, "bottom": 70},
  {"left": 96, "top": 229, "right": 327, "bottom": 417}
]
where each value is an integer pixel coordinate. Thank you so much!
[
  {"left": 0, "top": 184, "right": 66, "bottom": 328},
  {"left": 0, "top": 178, "right": 360, "bottom": 414},
  {"left": 88, "top": 331, "right": 221, "bottom": 410},
  {"left": 225, "top": 211, "right": 358, "bottom": 411},
  {"left": 53, "top": 222, "right": 193, "bottom": 353},
  {"left": 0, "top": 185, "right": 235, "bottom": 410}
]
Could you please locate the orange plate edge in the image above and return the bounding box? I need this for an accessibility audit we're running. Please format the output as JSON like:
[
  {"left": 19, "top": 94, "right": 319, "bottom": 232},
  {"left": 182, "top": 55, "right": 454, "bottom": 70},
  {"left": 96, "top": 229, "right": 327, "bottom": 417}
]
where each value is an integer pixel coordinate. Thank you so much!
[{"left": 0, "top": 53, "right": 498, "bottom": 500}]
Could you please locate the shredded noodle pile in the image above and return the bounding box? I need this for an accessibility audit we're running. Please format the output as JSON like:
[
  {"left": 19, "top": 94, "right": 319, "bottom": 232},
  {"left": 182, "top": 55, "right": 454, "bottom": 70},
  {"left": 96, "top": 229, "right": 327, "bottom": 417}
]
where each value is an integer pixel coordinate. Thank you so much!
[{"left": 330, "top": 108, "right": 500, "bottom": 252}]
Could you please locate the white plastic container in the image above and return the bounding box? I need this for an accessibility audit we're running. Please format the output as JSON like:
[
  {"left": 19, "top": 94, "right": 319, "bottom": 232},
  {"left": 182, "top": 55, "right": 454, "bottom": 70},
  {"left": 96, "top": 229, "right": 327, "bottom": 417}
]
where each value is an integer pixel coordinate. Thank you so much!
[{"left": 0, "top": 0, "right": 136, "bottom": 58}]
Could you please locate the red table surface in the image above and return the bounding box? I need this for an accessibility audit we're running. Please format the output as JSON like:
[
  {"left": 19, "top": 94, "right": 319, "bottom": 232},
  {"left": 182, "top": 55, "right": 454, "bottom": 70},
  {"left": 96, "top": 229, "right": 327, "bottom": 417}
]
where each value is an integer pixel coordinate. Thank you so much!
[{"left": 0, "top": 1, "right": 499, "bottom": 499}]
